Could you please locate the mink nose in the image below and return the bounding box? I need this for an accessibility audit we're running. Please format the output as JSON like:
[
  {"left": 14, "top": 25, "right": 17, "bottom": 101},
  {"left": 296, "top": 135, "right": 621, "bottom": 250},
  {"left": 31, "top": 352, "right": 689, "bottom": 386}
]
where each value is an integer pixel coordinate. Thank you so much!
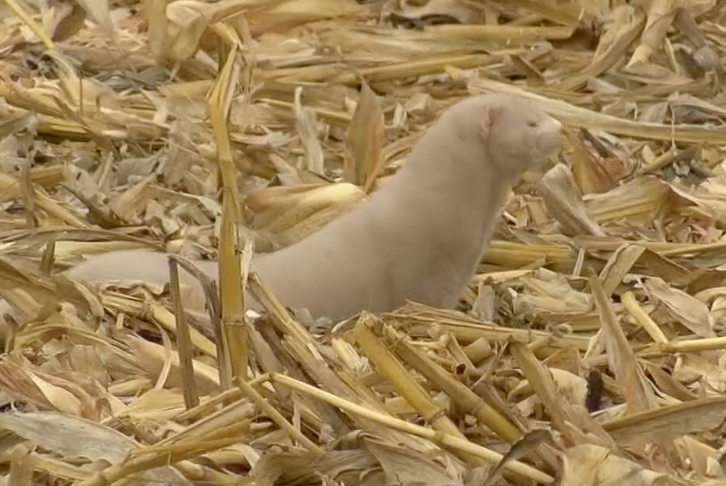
[
  {"left": 542, "top": 118, "right": 563, "bottom": 155},
  {"left": 550, "top": 117, "right": 562, "bottom": 132}
]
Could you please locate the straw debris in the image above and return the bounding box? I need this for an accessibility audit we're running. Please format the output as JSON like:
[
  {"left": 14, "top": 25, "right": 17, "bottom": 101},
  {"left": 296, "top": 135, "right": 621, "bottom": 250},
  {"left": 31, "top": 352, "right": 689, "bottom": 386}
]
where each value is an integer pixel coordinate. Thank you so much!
[{"left": 2, "top": 0, "right": 726, "bottom": 485}]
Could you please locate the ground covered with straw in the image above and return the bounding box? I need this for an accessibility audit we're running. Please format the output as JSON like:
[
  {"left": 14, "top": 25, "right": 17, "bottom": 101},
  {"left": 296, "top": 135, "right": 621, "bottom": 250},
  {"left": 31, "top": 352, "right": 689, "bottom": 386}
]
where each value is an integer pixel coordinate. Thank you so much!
[{"left": 1, "top": 0, "right": 726, "bottom": 485}]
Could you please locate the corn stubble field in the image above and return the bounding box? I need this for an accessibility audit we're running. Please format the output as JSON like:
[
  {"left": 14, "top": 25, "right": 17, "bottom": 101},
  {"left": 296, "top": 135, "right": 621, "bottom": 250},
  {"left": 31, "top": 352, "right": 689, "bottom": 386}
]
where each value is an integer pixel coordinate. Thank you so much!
[{"left": 1, "top": 0, "right": 726, "bottom": 484}]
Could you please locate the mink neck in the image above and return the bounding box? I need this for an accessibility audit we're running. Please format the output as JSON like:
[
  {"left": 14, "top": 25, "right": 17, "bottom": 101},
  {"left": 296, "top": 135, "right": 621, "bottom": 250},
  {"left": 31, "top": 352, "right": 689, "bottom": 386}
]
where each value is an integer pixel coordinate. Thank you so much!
[
  {"left": 354, "top": 124, "right": 516, "bottom": 306},
  {"left": 371, "top": 125, "right": 516, "bottom": 239}
]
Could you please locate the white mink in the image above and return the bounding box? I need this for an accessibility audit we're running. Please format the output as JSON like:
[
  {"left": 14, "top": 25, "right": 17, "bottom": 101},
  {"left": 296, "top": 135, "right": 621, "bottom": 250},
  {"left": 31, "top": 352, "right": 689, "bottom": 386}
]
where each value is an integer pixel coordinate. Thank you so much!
[{"left": 65, "top": 93, "right": 562, "bottom": 322}]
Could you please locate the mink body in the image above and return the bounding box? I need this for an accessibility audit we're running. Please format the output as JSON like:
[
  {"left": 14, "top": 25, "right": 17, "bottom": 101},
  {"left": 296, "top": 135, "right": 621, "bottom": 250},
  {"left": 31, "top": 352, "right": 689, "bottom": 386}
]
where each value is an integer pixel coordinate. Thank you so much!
[{"left": 65, "top": 93, "right": 563, "bottom": 322}]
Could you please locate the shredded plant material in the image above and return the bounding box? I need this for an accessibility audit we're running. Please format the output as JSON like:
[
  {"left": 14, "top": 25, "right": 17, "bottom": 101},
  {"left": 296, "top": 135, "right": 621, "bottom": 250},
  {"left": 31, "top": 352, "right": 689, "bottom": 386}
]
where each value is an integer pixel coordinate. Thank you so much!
[{"left": 2, "top": 0, "right": 726, "bottom": 485}]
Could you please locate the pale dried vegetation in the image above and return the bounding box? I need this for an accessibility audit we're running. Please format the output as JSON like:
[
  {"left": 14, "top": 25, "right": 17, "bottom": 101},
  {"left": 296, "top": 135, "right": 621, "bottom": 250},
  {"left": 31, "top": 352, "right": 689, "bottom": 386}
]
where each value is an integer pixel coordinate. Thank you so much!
[{"left": 1, "top": 0, "right": 726, "bottom": 484}]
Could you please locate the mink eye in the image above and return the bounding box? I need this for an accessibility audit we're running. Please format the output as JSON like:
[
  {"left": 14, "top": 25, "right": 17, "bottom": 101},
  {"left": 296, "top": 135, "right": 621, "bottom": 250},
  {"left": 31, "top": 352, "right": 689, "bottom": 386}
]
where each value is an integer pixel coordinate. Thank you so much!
[{"left": 526, "top": 120, "right": 538, "bottom": 128}]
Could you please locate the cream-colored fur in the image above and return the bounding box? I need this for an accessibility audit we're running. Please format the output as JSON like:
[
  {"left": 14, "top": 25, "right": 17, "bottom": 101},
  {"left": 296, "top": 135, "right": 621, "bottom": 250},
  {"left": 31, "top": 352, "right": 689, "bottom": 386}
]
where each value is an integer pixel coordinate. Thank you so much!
[{"left": 65, "top": 93, "right": 562, "bottom": 322}]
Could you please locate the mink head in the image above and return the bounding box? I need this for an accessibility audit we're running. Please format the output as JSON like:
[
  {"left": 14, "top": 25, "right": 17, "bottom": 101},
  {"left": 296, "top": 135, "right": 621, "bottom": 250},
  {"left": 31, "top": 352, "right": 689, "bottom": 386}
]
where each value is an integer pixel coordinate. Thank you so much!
[{"left": 450, "top": 93, "right": 562, "bottom": 175}]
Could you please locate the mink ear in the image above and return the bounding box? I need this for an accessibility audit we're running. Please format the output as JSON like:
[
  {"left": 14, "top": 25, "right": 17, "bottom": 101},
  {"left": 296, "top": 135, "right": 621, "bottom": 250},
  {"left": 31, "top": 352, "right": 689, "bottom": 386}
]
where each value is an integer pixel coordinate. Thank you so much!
[{"left": 479, "top": 104, "right": 501, "bottom": 139}]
